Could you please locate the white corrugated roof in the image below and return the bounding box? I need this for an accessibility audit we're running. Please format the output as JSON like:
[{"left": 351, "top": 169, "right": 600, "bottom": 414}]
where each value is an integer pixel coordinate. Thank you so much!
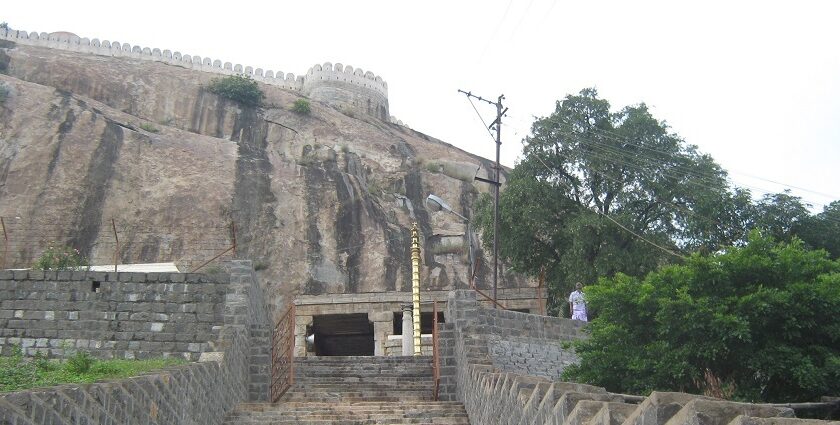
[{"left": 87, "top": 263, "right": 181, "bottom": 273}]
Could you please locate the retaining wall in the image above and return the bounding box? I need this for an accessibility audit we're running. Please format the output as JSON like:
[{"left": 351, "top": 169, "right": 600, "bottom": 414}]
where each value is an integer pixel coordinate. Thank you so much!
[
  {"left": 0, "top": 260, "right": 271, "bottom": 424},
  {"left": 445, "top": 289, "right": 587, "bottom": 422},
  {"left": 0, "top": 270, "right": 228, "bottom": 361}
]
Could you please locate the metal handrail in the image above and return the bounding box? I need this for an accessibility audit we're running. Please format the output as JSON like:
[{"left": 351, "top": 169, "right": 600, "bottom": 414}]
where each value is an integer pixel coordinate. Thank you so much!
[
  {"left": 270, "top": 303, "right": 296, "bottom": 402},
  {"left": 432, "top": 301, "right": 440, "bottom": 401},
  {"left": 469, "top": 257, "right": 509, "bottom": 310}
]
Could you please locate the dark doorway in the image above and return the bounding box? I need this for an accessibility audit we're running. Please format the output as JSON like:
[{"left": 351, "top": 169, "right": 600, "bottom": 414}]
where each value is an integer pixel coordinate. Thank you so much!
[
  {"left": 311, "top": 313, "right": 374, "bottom": 356},
  {"left": 392, "top": 311, "right": 445, "bottom": 335}
]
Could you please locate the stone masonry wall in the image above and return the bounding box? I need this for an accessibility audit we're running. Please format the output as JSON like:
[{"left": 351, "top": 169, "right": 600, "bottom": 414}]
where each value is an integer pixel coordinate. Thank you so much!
[
  {"left": 447, "top": 290, "right": 585, "bottom": 379},
  {"left": 0, "top": 270, "right": 228, "bottom": 361},
  {"left": 223, "top": 261, "right": 272, "bottom": 402},
  {"left": 445, "top": 290, "right": 587, "bottom": 423},
  {"left": 0, "top": 260, "right": 269, "bottom": 424},
  {"left": 484, "top": 307, "right": 584, "bottom": 380}
]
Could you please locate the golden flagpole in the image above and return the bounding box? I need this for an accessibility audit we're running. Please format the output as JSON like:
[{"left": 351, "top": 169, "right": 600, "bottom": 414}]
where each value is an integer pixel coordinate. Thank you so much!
[{"left": 411, "top": 222, "right": 422, "bottom": 355}]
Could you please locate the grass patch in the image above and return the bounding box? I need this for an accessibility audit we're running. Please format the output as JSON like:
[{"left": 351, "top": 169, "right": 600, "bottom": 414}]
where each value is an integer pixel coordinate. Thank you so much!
[
  {"left": 0, "top": 348, "right": 187, "bottom": 393},
  {"left": 424, "top": 160, "right": 443, "bottom": 173},
  {"left": 139, "top": 123, "right": 160, "bottom": 133}
]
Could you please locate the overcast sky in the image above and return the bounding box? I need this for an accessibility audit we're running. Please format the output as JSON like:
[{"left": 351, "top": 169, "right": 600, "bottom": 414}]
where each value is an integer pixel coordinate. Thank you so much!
[{"left": 4, "top": 1, "right": 839, "bottom": 211}]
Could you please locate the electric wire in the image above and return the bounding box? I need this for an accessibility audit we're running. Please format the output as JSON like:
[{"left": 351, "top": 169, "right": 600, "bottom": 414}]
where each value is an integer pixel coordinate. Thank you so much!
[
  {"left": 554, "top": 116, "right": 840, "bottom": 201},
  {"left": 508, "top": 112, "right": 839, "bottom": 205},
  {"left": 536, "top": 130, "right": 840, "bottom": 227},
  {"left": 465, "top": 95, "right": 498, "bottom": 144}
]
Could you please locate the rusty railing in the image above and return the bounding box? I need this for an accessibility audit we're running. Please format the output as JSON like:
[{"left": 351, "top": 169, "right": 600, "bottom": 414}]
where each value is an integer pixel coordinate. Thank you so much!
[
  {"left": 270, "top": 302, "right": 296, "bottom": 402},
  {"left": 469, "top": 258, "right": 508, "bottom": 310},
  {"left": 432, "top": 300, "right": 441, "bottom": 401}
]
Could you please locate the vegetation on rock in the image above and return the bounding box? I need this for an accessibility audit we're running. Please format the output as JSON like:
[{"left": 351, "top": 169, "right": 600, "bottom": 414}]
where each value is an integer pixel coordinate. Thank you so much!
[
  {"left": 291, "top": 98, "right": 311, "bottom": 114},
  {"left": 139, "top": 122, "right": 160, "bottom": 133},
  {"left": 207, "top": 75, "right": 264, "bottom": 107},
  {"left": 563, "top": 232, "right": 840, "bottom": 402}
]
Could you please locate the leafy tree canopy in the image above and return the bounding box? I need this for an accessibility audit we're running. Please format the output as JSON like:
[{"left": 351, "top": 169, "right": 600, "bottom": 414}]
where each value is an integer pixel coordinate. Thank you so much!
[
  {"left": 475, "top": 88, "right": 750, "bottom": 313},
  {"left": 563, "top": 232, "right": 840, "bottom": 402}
]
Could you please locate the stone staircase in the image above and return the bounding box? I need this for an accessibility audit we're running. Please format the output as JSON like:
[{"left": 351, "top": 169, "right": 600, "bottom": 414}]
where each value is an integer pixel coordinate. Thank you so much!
[{"left": 223, "top": 356, "right": 471, "bottom": 424}]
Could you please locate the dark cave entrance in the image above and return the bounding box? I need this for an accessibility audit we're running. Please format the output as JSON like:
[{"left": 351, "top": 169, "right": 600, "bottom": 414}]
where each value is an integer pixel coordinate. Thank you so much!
[{"left": 311, "top": 313, "right": 374, "bottom": 356}]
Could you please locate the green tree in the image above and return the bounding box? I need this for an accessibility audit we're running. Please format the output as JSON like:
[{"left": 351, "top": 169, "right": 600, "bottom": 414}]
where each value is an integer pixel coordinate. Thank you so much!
[
  {"left": 207, "top": 75, "right": 264, "bottom": 107},
  {"left": 753, "top": 190, "right": 811, "bottom": 242},
  {"left": 563, "top": 232, "right": 840, "bottom": 402},
  {"left": 475, "top": 89, "right": 747, "bottom": 313},
  {"left": 797, "top": 201, "right": 840, "bottom": 259}
]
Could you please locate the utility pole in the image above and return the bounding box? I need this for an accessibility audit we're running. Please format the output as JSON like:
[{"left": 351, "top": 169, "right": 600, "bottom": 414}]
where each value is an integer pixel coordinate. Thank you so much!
[{"left": 457, "top": 90, "right": 508, "bottom": 306}]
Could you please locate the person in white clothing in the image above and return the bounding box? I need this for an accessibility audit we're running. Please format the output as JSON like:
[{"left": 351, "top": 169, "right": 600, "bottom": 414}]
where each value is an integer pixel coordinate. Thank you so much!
[{"left": 568, "top": 282, "right": 587, "bottom": 322}]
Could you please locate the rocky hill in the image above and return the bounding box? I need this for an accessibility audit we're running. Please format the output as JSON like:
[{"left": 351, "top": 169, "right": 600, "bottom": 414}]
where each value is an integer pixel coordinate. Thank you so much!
[{"left": 0, "top": 37, "right": 530, "bottom": 310}]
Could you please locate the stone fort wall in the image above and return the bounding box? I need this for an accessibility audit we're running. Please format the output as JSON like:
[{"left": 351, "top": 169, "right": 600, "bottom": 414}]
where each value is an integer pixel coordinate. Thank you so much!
[{"left": 0, "top": 28, "right": 389, "bottom": 120}]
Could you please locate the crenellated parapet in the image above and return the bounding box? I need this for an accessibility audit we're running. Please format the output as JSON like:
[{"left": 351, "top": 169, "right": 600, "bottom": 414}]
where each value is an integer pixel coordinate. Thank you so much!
[
  {"left": 301, "top": 62, "right": 389, "bottom": 120},
  {"left": 0, "top": 28, "right": 390, "bottom": 120}
]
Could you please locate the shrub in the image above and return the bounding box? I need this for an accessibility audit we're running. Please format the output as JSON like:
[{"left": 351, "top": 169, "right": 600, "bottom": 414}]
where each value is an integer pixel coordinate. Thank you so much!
[
  {"left": 291, "top": 99, "right": 311, "bottom": 114},
  {"left": 66, "top": 351, "right": 94, "bottom": 374},
  {"left": 32, "top": 244, "right": 89, "bottom": 271},
  {"left": 0, "top": 84, "right": 8, "bottom": 103},
  {"left": 207, "top": 75, "right": 264, "bottom": 107},
  {"left": 563, "top": 232, "right": 840, "bottom": 402}
]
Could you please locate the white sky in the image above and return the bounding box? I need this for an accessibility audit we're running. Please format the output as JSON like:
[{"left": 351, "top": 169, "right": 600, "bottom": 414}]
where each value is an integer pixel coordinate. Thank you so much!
[{"left": 4, "top": 1, "right": 839, "bottom": 211}]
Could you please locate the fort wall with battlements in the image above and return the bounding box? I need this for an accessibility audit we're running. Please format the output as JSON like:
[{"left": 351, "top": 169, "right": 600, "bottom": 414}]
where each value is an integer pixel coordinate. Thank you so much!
[{"left": 0, "top": 28, "right": 389, "bottom": 120}]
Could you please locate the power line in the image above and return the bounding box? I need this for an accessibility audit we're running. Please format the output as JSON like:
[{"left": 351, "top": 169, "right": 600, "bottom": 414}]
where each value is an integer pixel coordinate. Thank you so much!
[
  {"left": 553, "top": 116, "right": 840, "bottom": 202},
  {"left": 530, "top": 130, "right": 840, "bottom": 228},
  {"left": 564, "top": 129, "right": 840, "bottom": 218},
  {"left": 465, "top": 96, "right": 497, "bottom": 144}
]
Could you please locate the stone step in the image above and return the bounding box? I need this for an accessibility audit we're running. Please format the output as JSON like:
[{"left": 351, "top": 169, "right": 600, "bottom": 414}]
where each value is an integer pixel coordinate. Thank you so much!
[
  {"left": 226, "top": 356, "right": 469, "bottom": 424},
  {"left": 225, "top": 401, "right": 470, "bottom": 424}
]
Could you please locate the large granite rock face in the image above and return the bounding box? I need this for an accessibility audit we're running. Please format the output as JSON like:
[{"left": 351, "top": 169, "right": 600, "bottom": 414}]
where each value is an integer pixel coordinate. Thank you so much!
[{"left": 0, "top": 41, "right": 530, "bottom": 311}]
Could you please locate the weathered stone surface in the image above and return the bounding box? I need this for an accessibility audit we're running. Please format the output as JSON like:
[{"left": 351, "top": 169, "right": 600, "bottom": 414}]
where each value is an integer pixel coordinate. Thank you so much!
[{"left": 0, "top": 40, "right": 530, "bottom": 315}]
